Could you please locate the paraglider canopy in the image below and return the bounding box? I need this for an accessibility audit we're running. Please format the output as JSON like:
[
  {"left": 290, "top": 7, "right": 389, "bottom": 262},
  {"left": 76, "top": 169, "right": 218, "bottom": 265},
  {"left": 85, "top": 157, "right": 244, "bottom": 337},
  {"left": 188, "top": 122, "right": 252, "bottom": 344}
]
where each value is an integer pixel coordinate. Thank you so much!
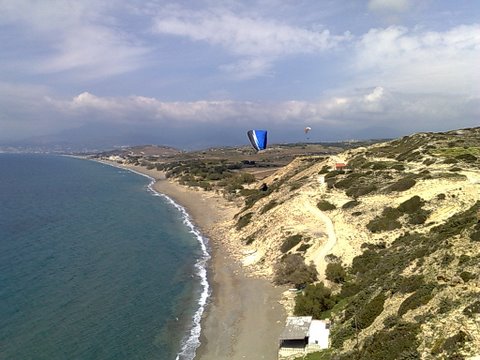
[
  {"left": 247, "top": 130, "right": 268, "bottom": 151},
  {"left": 304, "top": 126, "right": 312, "bottom": 134}
]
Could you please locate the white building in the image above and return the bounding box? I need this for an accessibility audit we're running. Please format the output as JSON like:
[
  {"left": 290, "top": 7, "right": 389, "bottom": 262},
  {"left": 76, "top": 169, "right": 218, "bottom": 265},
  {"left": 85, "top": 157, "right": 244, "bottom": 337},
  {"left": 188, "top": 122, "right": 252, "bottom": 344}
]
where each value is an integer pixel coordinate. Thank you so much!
[{"left": 278, "top": 316, "right": 330, "bottom": 358}]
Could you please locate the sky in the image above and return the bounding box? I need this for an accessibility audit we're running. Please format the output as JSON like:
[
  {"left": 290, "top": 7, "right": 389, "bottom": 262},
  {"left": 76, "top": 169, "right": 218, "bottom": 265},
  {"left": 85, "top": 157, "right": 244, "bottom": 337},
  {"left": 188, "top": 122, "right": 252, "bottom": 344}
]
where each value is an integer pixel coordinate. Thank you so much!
[{"left": 0, "top": 0, "right": 479, "bottom": 149}]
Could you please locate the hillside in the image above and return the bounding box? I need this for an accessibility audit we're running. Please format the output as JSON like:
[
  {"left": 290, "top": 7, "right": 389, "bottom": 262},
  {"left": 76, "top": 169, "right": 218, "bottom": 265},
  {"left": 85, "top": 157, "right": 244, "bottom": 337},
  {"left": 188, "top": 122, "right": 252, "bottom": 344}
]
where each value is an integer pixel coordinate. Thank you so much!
[
  {"left": 95, "top": 128, "right": 480, "bottom": 359},
  {"left": 225, "top": 127, "right": 480, "bottom": 359}
]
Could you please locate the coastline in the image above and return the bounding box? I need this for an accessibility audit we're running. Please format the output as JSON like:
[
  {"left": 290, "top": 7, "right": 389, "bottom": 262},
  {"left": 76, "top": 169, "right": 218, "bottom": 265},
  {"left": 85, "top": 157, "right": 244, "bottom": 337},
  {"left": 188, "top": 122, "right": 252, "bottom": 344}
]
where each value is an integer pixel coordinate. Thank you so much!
[{"left": 110, "top": 163, "right": 287, "bottom": 360}]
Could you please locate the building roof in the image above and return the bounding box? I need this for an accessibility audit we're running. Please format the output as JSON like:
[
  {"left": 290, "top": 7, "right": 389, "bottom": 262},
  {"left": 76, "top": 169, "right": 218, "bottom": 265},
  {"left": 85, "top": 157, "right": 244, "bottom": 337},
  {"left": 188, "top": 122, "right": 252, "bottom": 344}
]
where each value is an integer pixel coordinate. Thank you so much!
[{"left": 279, "top": 316, "right": 312, "bottom": 340}]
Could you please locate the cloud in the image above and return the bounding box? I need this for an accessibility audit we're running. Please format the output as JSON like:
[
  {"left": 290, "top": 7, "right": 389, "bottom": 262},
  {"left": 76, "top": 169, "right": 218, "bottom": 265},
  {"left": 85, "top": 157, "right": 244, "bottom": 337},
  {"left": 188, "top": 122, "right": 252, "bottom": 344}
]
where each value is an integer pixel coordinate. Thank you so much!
[
  {"left": 368, "top": 0, "right": 411, "bottom": 13},
  {"left": 0, "top": 0, "right": 150, "bottom": 78},
  {"left": 350, "top": 24, "right": 480, "bottom": 95},
  {"left": 152, "top": 7, "right": 349, "bottom": 79},
  {"left": 45, "top": 88, "right": 480, "bottom": 135}
]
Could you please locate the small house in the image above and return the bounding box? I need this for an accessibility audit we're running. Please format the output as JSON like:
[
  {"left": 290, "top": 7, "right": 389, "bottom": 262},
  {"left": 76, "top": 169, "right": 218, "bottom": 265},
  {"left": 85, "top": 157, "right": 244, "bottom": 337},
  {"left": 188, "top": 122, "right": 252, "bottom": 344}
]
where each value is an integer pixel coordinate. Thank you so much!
[
  {"left": 334, "top": 163, "right": 348, "bottom": 171},
  {"left": 278, "top": 316, "right": 330, "bottom": 358}
]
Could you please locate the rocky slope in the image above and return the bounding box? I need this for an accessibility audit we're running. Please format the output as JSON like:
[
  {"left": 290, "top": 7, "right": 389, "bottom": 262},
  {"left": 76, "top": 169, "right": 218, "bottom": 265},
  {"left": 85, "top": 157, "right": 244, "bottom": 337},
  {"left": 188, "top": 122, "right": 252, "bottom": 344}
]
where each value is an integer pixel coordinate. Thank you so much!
[{"left": 225, "top": 127, "right": 480, "bottom": 359}]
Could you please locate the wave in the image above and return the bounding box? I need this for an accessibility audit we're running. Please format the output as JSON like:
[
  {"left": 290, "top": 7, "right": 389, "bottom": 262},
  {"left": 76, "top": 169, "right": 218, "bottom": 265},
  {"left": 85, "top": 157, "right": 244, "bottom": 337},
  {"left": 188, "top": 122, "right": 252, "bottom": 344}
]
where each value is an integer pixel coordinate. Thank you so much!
[{"left": 99, "top": 162, "right": 210, "bottom": 360}]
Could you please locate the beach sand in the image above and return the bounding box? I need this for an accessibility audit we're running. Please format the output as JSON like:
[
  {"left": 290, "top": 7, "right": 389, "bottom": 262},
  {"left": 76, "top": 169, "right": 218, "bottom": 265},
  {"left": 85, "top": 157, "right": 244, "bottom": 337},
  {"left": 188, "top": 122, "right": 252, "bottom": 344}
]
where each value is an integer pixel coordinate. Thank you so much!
[{"left": 120, "top": 164, "right": 287, "bottom": 360}]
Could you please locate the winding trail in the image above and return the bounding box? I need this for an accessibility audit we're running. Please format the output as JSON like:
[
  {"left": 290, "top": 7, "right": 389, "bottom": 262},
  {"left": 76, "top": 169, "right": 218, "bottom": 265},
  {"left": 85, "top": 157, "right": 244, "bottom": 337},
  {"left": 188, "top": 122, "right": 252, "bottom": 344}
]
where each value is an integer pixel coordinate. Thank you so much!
[{"left": 312, "top": 210, "right": 337, "bottom": 281}]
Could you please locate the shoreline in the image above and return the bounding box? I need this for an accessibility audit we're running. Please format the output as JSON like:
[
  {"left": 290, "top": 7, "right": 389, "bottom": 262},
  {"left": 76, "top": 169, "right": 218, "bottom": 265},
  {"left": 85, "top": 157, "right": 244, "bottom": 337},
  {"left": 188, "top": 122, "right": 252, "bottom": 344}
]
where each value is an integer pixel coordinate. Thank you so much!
[{"left": 107, "top": 162, "right": 287, "bottom": 360}]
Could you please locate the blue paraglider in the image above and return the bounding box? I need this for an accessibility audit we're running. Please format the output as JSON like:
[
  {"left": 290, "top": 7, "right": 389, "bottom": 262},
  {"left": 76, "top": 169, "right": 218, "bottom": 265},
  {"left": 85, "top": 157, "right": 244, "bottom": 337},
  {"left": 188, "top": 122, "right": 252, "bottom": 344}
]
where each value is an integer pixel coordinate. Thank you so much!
[{"left": 247, "top": 130, "right": 268, "bottom": 151}]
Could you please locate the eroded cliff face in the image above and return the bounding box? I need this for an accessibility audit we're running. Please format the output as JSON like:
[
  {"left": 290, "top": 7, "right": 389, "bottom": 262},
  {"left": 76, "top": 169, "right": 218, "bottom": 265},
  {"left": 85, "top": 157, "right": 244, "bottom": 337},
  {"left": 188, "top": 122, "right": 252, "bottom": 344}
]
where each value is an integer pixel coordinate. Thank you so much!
[{"left": 228, "top": 128, "right": 480, "bottom": 359}]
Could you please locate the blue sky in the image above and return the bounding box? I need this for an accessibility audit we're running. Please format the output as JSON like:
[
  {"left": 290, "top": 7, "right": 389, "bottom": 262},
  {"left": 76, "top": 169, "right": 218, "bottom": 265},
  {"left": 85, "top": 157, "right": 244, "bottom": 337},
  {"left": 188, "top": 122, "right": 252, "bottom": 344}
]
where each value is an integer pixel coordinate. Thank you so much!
[{"left": 0, "top": 0, "right": 479, "bottom": 149}]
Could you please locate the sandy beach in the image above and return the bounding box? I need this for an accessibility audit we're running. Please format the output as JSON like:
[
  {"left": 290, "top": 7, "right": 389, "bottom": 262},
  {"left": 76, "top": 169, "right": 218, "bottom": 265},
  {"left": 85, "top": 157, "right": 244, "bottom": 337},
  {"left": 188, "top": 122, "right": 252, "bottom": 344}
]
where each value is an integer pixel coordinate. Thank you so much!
[{"left": 119, "top": 164, "right": 287, "bottom": 360}]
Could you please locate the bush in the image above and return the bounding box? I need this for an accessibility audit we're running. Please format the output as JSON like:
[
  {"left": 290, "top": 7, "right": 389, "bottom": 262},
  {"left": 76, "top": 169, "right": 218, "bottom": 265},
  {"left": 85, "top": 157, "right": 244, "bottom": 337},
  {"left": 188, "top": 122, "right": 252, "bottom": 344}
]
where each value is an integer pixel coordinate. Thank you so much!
[
  {"left": 408, "top": 209, "right": 430, "bottom": 225},
  {"left": 297, "top": 243, "right": 311, "bottom": 252},
  {"left": 317, "top": 200, "right": 336, "bottom": 211},
  {"left": 386, "top": 177, "right": 416, "bottom": 192},
  {"left": 342, "top": 200, "right": 359, "bottom": 209},
  {"left": 397, "top": 284, "right": 435, "bottom": 316},
  {"left": 459, "top": 271, "right": 475, "bottom": 282},
  {"left": 281, "top": 234, "right": 304, "bottom": 253},
  {"left": 463, "top": 300, "right": 480, "bottom": 316},
  {"left": 455, "top": 153, "right": 477, "bottom": 162},
  {"left": 470, "top": 230, "right": 480, "bottom": 241},
  {"left": 356, "top": 293, "right": 386, "bottom": 329},
  {"left": 236, "top": 212, "right": 253, "bottom": 230},
  {"left": 260, "top": 200, "right": 278, "bottom": 214},
  {"left": 294, "top": 282, "right": 335, "bottom": 318},
  {"left": 325, "top": 263, "right": 346, "bottom": 283},
  {"left": 318, "top": 165, "right": 330, "bottom": 174},
  {"left": 358, "top": 322, "right": 420, "bottom": 360},
  {"left": 395, "top": 275, "right": 425, "bottom": 293},
  {"left": 274, "top": 254, "right": 318, "bottom": 287},
  {"left": 366, "top": 216, "right": 402, "bottom": 233},
  {"left": 244, "top": 235, "right": 255, "bottom": 245},
  {"left": 398, "top": 196, "right": 424, "bottom": 213},
  {"left": 346, "top": 184, "right": 377, "bottom": 198}
]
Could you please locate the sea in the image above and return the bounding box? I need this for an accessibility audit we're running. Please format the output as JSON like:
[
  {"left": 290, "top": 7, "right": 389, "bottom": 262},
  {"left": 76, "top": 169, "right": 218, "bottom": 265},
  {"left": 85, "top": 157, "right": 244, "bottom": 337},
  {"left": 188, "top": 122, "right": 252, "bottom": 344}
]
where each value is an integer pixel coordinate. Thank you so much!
[{"left": 0, "top": 154, "right": 209, "bottom": 360}]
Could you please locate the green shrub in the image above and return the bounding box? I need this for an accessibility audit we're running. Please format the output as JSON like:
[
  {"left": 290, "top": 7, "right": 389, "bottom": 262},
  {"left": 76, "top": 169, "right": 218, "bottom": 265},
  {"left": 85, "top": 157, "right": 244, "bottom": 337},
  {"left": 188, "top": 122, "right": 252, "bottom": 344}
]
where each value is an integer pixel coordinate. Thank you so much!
[
  {"left": 455, "top": 153, "right": 477, "bottom": 162},
  {"left": 244, "top": 235, "right": 255, "bottom": 245},
  {"left": 325, "top": 263, "right": 346, "bottom": 283},
  {"left": 281, "top": 234, "right": 304, "bottom": 253},
  {"left": 397, "top": 284, "right": 435, "bottom": 316},
  {"left": 395, "top": 275, "right": 425, "bottom": 293},
  {"left": 260, "top": 200, "right": 279, "bottom": 214},
  {"left": 294, "top": 282, "right": 335, "bottom": 318},
  {"left": 386, "top": 177, "right": 416, "bottom": 192},
  {"left": 325, "top": 170, "right": 341, "bottom": 179},
  {"left": 318, "top": 165, "right": 330, "bottom": 174},
  {"left": 346, "top": 184, "right": 377, "bottom": 198},
  {"left": 443, "top": 158, "right": 458, "bottom": 164},
  {"left": 356, "top": 293, "right": 386, "bottom": 330},
  {"left": 408, "top": 209, "right": 430, "bottom": 225},
  {"left": 459, "top": 271, "right": 475, "bottom": 282},
  {"left": 391, "top": 163, "right": 406, "bottom": 171},
  {"left": 437, "top": 297, "right": 455, "bottom": 314},
  {"left": 382, "top": 206, "right": 402, "bottom": 219},
  {"left": 330, "top": 323, "right": 356, "bottom": 348},
  {"left": 358, "top": 322, "right": 420, "bottom": 360},
  {"left": 432, "top": 331, "right": 468, "bottom": 357},
  {"left": 317, "top": 200, "right": 336, "bottom": 211},
  {"left": 274, "top": 254, "right": 318, "bottom": 287},
  {"left": 470, "top": 230, "right": 480, "bottom": 241},
  {"left": 352, "top": 211, "right": 363, "bottom": 216},
  {"left": 463, "top": 300, "right": 480, "bottom": 316},
  {"left": 398, "top": 196, "right": 424, "bottom": 213},
  {"left": 342, "top": 200, "right": 359, "bottom": 209},
  {"left": 423, "top": 158, "right": 436, "bottom": 166},
  {"left": 383, "top": 315, "right": 400, "bottom": 329},
  {"left": 437, "top": 193, "right": 446, "bottom": 200},
  {"left": 236, "top": 212, "right": 253, "bottom": 230},
  {"left": 335, "top": 173, "right": 364, "bottom": 189},
  {"left": 366, "top": 216, "right": 402, "bottom": 233},
  {"left": 449, "top": 167, "right": 463, "bottom": 172},
  {"left": 458, "top": 254, "right": 471, "bottom": 265},
  {"left": 297, "top": 243, "right": 311, "bottom": 252}
]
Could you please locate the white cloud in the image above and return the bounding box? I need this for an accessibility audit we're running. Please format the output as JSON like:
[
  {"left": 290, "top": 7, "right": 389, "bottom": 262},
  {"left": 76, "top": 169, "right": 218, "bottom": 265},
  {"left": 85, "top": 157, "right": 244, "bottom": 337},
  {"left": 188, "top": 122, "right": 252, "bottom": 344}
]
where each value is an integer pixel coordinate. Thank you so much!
[
  {"left": 50, "top": 89, "right": 479, "bottom": 132},
  {"left": 0, "top": 0, "right": 150, "bottom": 78},
  {"left": 350, "top": 24, "right": 480, "bottom": 95},
  {"left": 152, "top": 7, "right": 349, "bottom": 79}
]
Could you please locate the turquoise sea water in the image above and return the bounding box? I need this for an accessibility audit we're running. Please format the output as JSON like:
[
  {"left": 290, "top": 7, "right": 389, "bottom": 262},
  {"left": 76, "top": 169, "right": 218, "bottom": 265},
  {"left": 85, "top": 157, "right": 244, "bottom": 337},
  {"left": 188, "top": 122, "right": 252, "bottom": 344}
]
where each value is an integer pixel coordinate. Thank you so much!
[{"left": 0, "top": 154, "right": 208, "bottom": 360}]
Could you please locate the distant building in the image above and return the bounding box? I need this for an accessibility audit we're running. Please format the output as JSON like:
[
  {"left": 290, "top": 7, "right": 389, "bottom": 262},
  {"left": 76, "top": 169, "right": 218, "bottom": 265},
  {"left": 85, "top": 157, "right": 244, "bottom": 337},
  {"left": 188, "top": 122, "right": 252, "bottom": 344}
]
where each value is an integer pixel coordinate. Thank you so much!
[
  {"left": 278, "top": 316, "right": 330, "bottom": 358},
  {"left": 333, "top": 163, "right": 348, "bottom": 171}
]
